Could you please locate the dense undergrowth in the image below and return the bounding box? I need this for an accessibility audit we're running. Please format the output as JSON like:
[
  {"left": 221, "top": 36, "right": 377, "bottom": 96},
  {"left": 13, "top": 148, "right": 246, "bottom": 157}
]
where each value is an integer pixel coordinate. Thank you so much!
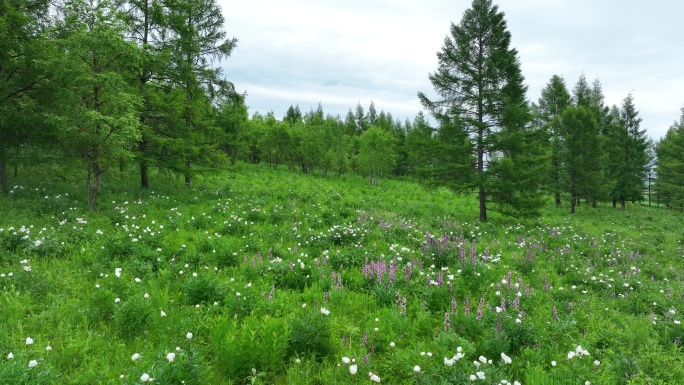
[{"left": 1, "top": 163, "right": 684, "bottom": 384}]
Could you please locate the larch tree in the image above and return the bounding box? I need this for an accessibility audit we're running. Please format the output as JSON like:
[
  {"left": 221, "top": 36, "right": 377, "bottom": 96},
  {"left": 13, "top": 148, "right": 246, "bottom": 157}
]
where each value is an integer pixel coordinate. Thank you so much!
[
  {"left": 354, "top": 102, "right": 368, "bottom": 134},
  {"left": 368, "top": 100, "right": 378, "bottom": 127},
  {"left": 418, "top": 0, "right": 544, "bottom": 221},
  {"left": 283, "top": 104, "right": 302, "bottom": 128},
  {"left": 405, "top": 111, "right": 436, "bottom": 177},
  {"left": 606, "top": 94, "right": 649, "bottom": 209},
  {"left": 535, "top": 75, "right": 571, "bottom": 206},
  {"left": 570, "top": 74, "right": 607, "bottom": 206},
  {"left": 655, "top": 109, "right": 684, "bottom": 211},
  {"left": 163, "top": 0, "right": 237, "bottom": 186},
  {"left": 51, "top": 0, "right": 141, "bottom": 210},
  {"left": 0, "top": 0, "right": 51, "bottom": 192},
  {"left": 118, "top": 0, "right": 170, "bottom": 188},
  {"left": 560, "top": 106, "right": 601, "bottom": 214},
  {"left": 343, "top": 109, "right": 357, "bottom": 136}
]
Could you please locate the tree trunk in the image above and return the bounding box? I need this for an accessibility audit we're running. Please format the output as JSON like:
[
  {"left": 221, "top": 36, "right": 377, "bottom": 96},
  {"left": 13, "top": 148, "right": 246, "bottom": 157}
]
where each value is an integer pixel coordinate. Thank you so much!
[
  {"left": 479, "top": 185, "right": 487, "bottom": 221},
  {"left": 570, "top": 194, "right": 576, "bottom": 214},
  {"left": 140, "top": 139, "right": 149, "bottom": 188},
  {"left": 477, "top": 132, "right": 486, "bottom": 221},
  {"left": 555, "top": 193, "right": 561, "bottom": 207},
  {"left": 140, "top": 159, "right": 148, "bottom": 188},
  {"left": 620, "top": 199, "right": 626, "bottom": 211},
  {"left": 612, "top": 198, "right": 616, "bottom": 208},
  {"left": 91, "top": 158, "right": 100, "bottom": 211},
  {"left": 184, "top": 158, "right": 191, "bottom": 186},
  {"left": 0, "top": 159, "right": 7, "bottom": 194}
]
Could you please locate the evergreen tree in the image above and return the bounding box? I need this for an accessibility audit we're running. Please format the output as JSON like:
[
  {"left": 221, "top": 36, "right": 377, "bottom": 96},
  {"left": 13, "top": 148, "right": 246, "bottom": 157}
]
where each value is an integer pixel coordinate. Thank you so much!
[
  {"left": 390, "top": 122, "right": 409, "bottom": 176},
  {"left": 215, "top": 91, "right": 248, "bottom": 163},
  {"left": 655, "top": 109, "right": 684, "bottom": 211},
  {"left": 284, "top": 104, "right": 302, "bottom": 127},
  {"left": 572, "top": 74, "right": 592, "bottom": 108},
  {"left": 606, "top": 94, "right": 649, "bottom": 209},
  {"left": 403, "top": 117, "right": 412, "bottom": 134},
  {"left": 118, "top": 0, "right": 171, "bottom": 188},
  {"left": 535, "top": 75, "right": 571, "bottom": 206},
  {"left": 377, "top": 110, "right": 389, "bottom": 130},
  {"left": 0, "top": 0, "right": 51, "bottom": 192},
  {"left": 354, "top": 102, "right": 368, "bottom": 133},
  {"left": 431, "top": 116, "right": 475, "bottom": 187},
  {"left": 163, "top": 0, "right": 237, "bottom": 186},
  {"left": 343, "top": 108, "right": 356, "bottom": 136},
  {"left": 418, "top": 0, "right": 544, "bottom": 221},
  {"left": 51, "top": 0, "right": 141, "bottom": 210},
  {"left": 368, "top": 100, "right": 378, "bottom": 127},
  {"left": 405, "top": 112, "right": 432, "bottom": 176},
  {"left": 560, "top": 106, "right": 601, "bottom": 214},
  {"left": 570, "top": 75, "right": 607, "bottom": 205}
]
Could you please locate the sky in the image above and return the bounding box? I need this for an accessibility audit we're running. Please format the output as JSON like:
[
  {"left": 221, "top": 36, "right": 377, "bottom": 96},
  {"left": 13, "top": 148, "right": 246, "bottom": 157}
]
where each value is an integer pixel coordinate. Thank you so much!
[{"left": 220, "top": 0, "right": 684, "bottom": 140}]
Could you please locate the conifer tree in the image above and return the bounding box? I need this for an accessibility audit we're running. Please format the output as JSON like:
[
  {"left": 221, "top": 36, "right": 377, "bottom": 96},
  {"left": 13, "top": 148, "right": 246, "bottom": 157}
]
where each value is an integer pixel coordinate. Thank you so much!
[
  {"left": 284, "top": 104, "right": 302, "bottom": 127},
  {"left": 51, "top": 0, "right": 141, "bottom": 210},
  {"left": 655, "top": 109, "right": 684, "bottom": 211},
  {"left": 368, "top": 100, "right": 378, "bottom": 127},
  {"left": 560, "top": 106, "right": 601, "bottom": 214},
  {"left": 418, "top": 0, "right": 544, "bottom": 221},
  {"left": 344, "top": 109, "right": 357, "bottom": 136},
  {"left": 0, "top": 0, "right": 51, "bottom": 192},
  {"left": 606, "top": 94, "right": 649, "bottom": 209},
  {"left": 163, "top": 0, "right": 237, "bottom": 186},
  {"left": 535, "top": 75, "right": 571, "bottom": 206},
  {"left": 570, "top": 75, "right": 607, "bottom": 206},
  {"left": 118, "top": 0, "right": 171, "bottom": 188},
  {"left": 354, "top": 102, "right": 368, "bottom": 133}
]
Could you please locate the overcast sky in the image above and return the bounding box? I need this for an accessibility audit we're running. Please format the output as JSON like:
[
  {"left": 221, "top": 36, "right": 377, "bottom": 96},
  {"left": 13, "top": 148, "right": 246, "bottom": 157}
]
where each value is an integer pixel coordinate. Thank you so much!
[{"left": 220, "top": 0, "right": 684, "bottom": 140}]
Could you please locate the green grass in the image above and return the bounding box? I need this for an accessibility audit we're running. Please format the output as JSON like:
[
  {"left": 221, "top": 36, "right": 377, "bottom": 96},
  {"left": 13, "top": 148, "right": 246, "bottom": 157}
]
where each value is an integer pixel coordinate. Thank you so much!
[{"left": 1, "top": 163, "right": 684, "bottom": 384}]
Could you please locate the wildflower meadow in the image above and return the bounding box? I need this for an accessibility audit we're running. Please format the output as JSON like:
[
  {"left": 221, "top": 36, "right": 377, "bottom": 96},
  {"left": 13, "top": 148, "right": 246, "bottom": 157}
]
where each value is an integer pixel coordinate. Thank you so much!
[{"left": 1, "top": 163, "right": 684, "bottom": 384}]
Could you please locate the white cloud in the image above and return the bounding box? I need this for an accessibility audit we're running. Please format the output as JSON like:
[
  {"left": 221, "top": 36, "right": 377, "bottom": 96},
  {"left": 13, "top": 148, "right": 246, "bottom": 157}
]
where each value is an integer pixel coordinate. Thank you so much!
[{"left": 220, "top": 0, "right": 684, "bottom": 138}]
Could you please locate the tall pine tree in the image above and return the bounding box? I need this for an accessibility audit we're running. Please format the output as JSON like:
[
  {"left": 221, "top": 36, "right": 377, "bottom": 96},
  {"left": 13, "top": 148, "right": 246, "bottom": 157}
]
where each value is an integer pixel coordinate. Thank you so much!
[
  {"left": 163, "top": 0, "right": 237, "bottom": 186},
  {"left": 418, "top": 0, "right": 544, "bottom": 221},
  {"left": 569, "top": 75, "right": 607, "bottom": 206},
  {"left": 0, "top": 0, "right": 51, "bottom": 192},
  {"left": 535, "top": 75, "right": 571, "bottom": 206},
  {"left": 51, "top": 0, "right": 141, "bottom": 210},
  {"left": 560, "top": 106, "right": 601, "bottom": 214},
  {"left": 656, "top": 109, "right": 684, "bottom": 211},
  {"left": 118, "top": 0, "right": 170, "bottom": 188},
  {"left": 606, "top": 94, "right": 649, "bottom": 209}
]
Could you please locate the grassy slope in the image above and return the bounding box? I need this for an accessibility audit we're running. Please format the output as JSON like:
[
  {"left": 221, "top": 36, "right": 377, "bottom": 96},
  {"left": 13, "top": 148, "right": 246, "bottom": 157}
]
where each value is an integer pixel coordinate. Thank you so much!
[{"left": 1, "top": 163, "right": 683, "bottom": 384}]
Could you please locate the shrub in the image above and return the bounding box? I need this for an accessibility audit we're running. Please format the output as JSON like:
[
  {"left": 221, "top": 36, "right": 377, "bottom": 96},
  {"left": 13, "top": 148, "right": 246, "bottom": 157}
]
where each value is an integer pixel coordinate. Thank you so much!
[
  {"left": 114, "top": 298, "right": 152, "bottom": 340},
  {"left": 85, "top": 288, "right": 117, "bottom": 324},
  {"left": 288, "top": 310, "right": 333, "bottom": 361},
  {"left": 182, "top": 275, "right": 225, "bottom": 306},
  {"left": 145, "top": 347, "right": 203, "bottom": 385},
  {"left": 211, "top": 315, "right": 290, "bottom": 382}
]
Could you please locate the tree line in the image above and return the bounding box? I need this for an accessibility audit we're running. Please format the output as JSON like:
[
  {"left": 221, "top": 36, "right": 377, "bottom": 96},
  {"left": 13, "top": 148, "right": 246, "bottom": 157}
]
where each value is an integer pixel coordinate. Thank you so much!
[
  {"left": 1, "top": 0, "right": 238, "bottom": 209},
  {"left": 2, "top": 0, "right": 684, "bottom": 219}
]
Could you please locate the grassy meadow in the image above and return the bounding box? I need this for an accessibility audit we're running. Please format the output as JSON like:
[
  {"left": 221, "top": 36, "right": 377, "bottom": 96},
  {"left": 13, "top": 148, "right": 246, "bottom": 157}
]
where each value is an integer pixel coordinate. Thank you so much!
[{"left": 1, "top": 163, "right": 684, "bottom": 384}]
